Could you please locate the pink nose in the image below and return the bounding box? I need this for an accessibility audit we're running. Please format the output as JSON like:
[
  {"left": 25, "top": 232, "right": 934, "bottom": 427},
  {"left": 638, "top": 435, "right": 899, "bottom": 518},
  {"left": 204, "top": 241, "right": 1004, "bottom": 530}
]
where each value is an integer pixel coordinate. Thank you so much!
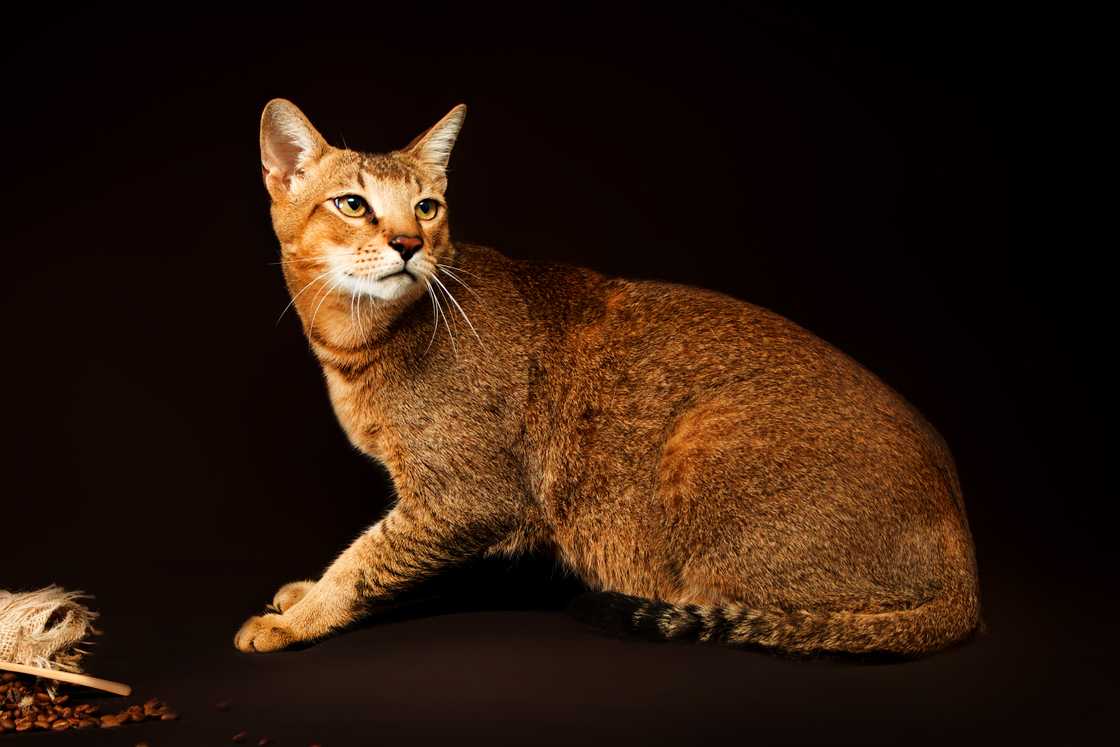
[{"left": 389, "top": 235, "right": 423, "bottom": 261}]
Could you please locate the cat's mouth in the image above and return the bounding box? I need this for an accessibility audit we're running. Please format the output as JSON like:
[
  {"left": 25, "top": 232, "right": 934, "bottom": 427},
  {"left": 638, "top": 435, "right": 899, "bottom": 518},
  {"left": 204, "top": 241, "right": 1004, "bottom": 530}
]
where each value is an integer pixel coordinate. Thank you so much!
[
  {"left": 334, "top": 266, "right": 423, "bottom": 301},
  {"left": 378, "top": 269, "right": 416, "bottom": 282},
  {"left": 343, "top": 269, "right": 416, "bottom": 283}
]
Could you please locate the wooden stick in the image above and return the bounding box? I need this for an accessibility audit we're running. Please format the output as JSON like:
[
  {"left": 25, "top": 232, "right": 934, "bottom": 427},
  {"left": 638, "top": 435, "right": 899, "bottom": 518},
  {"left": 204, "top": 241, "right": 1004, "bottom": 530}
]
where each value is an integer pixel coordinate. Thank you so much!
[{"left": 0, "top": 660, "right": 131, "bottom": 696}]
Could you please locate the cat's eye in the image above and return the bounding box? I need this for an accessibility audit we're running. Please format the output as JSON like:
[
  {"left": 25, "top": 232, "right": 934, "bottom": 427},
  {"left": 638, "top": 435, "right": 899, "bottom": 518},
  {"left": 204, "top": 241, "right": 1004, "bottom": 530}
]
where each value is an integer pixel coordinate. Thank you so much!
[
  {"left": 333, "top": 195, "right": 369, "bottom": 218},
  {"left": 415, "top": 199, "right": 439, "bottom": 221}
]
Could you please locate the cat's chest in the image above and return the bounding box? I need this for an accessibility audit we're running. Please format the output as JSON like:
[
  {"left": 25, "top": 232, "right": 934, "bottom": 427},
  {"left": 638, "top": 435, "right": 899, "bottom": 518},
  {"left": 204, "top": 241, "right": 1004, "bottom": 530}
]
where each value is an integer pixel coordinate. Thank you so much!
[{"left": 321, "top": 366, "right": 443, "bottom": 472}]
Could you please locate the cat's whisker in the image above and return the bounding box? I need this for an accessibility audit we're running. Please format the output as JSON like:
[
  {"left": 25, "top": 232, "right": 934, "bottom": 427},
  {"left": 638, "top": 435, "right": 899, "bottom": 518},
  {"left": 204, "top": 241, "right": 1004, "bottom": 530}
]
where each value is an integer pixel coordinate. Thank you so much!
[
  {"left": 357, "top": 291, "right": 369, "bottom": 340},
  {"left": 423, "top": 280, "right": 441, "bottom": 356},
  {"left": 432, "top": 277, "right": 459, "bottom": 339},
  {"left": 436, "top": 262, "right": 483, "bottom": 281},
  {"left": 308, "top": 276, "right": 343, "bottom": 335},
  {"left": 270, "top": 252, "right": 360, "bottom": 269},
  {"left": 269, "top": 256, "right": 336, "bottom": 267},
  {"left": 349, "top": 284, "right": 359, "bottom": 338},
  {"left": 430, "top": 279, "right": 458, "bottom": 359},
  {"left": 437, "top": 266, "right": 484, "bottom": 304},
  {"left": 276, "top": 268, "right": 334, "bottom": 325},
  {"left": 362, "top": 292, "right": 373, "bottom": 339},
  {"left": 430, "top": 274, "right": 483, "bottom": 347},
  {"left": 353, "top": 284, "right": 367, "bottom": 339}
]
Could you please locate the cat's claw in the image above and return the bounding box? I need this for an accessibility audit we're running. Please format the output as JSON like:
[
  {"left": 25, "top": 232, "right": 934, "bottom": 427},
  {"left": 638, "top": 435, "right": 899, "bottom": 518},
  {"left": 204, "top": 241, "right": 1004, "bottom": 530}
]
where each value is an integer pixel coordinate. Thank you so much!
[{"left": 234, "top": 613, "right": 295, "bottom": 653}]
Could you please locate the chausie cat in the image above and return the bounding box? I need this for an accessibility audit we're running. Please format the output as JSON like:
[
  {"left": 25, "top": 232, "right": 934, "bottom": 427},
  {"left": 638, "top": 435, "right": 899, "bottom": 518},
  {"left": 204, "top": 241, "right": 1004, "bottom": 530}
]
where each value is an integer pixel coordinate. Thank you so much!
[{"left": 234, "top": 100, "right": 981, "bottom": 657}]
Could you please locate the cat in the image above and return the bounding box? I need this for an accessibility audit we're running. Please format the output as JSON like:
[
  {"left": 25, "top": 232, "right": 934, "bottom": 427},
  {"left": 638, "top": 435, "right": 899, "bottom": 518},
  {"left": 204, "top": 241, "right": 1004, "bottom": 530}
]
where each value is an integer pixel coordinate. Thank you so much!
[{"left": 234, "top": 99, "right": 981, "bottom": 657}]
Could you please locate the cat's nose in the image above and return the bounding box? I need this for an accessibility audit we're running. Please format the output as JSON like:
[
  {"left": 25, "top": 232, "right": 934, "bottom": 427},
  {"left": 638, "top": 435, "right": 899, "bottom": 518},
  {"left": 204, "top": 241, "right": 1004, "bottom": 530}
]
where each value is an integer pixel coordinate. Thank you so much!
[{"left": 389, "top": 235, "right": 423, "bottom": 261}]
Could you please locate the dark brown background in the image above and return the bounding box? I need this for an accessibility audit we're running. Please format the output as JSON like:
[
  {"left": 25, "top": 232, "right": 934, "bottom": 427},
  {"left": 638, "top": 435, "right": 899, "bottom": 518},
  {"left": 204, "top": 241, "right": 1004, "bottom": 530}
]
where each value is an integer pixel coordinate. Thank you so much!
[{"left": 1, "top": 5, "right": 1107, "bottom": 746}]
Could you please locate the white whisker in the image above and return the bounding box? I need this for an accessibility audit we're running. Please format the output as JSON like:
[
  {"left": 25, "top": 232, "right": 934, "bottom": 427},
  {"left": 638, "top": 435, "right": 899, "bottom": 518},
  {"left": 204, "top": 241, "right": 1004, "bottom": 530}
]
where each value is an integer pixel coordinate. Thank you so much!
[
  {"left": 308, "top": 276, "right": 342, "bottom": 335},
  {"left": 437, "top": 266, "right": 483, "bottom": 303},
  {"left": 431, "top": 279, "right": 458, "bottom": 358},
  {"left": 359, "top": 291, "right": 371, "bottom": 341},
  {"left": 431, "top": 274, "right": 483, "bottom": 347},
  {"left": 436, "top": 262, "right": 483, "bottom": 280},
  {"left": 277, "top": 268, "right": 334, "bottom": 325},
  {"left": 423, "top": 280, "right": 441, "bottom": 356},
  {"left": 349, "top": 285, "right": 360, "bottom": 338}
]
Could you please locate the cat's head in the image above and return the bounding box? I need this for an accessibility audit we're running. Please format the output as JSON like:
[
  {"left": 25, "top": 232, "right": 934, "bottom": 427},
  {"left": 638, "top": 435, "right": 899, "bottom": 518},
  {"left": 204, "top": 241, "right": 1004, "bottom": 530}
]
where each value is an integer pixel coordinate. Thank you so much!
[{"left": 259, "top": 99, "right": 466, "bottom": 322}]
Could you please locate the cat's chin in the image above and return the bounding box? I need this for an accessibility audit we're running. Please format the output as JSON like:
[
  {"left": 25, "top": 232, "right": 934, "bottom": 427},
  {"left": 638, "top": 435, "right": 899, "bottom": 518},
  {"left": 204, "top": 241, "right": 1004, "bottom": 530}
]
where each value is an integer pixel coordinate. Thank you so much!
[{"left": 336, "top": 270, "right": 419, "bottom": 302}]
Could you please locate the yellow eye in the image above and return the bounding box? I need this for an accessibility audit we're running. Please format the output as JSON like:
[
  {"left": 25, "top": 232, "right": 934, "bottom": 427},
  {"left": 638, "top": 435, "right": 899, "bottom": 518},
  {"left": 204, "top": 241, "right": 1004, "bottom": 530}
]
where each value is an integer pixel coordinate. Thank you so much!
[
  {"left": 333, "top": 195, "right": 369, "bottom": 218},
  {"left": 415, "top": 199, "right": 439, "bottom": 220}
]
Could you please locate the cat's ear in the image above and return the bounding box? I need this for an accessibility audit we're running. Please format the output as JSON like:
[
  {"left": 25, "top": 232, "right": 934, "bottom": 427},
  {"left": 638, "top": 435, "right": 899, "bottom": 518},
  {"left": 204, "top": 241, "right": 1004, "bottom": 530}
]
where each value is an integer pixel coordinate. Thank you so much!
[
  {"left": 260, "top": 99, "right": 330, "bottom": 200},
  {"left": 404, "top": 104, "right": 467, "bottom": 184}
]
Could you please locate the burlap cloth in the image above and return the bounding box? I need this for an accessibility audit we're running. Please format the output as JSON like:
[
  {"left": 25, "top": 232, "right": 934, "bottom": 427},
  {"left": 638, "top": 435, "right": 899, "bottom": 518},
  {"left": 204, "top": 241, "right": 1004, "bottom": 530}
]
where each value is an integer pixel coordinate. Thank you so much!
[{"left": 0, "top": 586, "right": 98, "bottom": 673}]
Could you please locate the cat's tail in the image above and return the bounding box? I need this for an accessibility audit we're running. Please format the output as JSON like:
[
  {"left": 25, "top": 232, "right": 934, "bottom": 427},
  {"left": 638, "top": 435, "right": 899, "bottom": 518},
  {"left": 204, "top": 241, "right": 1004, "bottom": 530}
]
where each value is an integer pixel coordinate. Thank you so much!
[{"left": 567, "top": 589, "right": 980, "bottom": 657}]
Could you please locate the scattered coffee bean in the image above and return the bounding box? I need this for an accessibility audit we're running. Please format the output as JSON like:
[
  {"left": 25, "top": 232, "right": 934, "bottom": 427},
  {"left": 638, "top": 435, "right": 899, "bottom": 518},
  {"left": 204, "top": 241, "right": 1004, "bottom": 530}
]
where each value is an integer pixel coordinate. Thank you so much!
[
  {"left": 215, "top": 698, "right": 232, "bottom": 711},
  {"left": 258, "top": 737, "right": 272, "bottom": 746},
  {"left": 0, "top": 672, "right": 179, "bottom": 734},
  {"left": 233, "top": 730, "right": 249, "bottom": 743}
]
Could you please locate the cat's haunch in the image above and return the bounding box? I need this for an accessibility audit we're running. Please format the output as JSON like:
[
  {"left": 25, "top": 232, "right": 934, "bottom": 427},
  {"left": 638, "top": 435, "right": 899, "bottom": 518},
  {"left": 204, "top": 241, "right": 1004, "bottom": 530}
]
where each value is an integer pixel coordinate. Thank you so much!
[{"left": 234, "top": 99, "right": 981, "bottom": 658}]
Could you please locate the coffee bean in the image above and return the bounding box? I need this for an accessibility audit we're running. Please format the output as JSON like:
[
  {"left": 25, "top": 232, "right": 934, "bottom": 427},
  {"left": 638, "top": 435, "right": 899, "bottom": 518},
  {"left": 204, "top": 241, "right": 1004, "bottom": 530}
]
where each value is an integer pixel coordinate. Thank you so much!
[
  {"left": 215, "top": 698, "right": 232, "bottom": 711},
  {"left": 0, "top": 673, "right": 177, "bottom": 735},
  {"left": 258, "top": 737, "right": 272, "bottom": 746},
  {"left": 233, "top": 730, "right": 249, "bottom": 743}
]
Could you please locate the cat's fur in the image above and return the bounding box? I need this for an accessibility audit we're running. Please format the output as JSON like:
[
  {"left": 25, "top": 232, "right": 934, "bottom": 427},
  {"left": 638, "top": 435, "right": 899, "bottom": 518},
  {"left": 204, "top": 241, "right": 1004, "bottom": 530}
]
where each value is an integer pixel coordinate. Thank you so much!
[{"left": 234, "top": 100, "right": 981, "bottom": 657}]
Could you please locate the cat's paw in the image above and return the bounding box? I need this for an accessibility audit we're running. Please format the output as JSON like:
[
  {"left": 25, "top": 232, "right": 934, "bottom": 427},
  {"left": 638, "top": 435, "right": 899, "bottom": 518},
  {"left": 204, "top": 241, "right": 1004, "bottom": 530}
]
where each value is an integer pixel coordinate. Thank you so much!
[
  {"left": 272, "top": 580, "right": 315, "bottom": 613},
  {"left": 233, "top": 613, "right": 295, "bottom": 653}
]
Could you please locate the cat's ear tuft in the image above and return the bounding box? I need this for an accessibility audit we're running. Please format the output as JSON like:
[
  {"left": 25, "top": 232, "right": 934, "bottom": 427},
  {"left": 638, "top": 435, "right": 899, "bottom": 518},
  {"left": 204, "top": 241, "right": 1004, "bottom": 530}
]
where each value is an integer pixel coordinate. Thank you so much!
[
  {"left": 404, "top": 104, "right": 467, "bottom": 176},
  {"left": 260, "top": 99, "right": 329, "bottom": 199}
]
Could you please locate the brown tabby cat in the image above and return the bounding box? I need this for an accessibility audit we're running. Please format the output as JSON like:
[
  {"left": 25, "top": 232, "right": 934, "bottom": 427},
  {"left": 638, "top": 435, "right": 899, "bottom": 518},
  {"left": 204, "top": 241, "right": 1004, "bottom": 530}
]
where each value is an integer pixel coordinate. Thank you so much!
[{"left": 234, "top": 99, "right": 981, "bottom": 657}]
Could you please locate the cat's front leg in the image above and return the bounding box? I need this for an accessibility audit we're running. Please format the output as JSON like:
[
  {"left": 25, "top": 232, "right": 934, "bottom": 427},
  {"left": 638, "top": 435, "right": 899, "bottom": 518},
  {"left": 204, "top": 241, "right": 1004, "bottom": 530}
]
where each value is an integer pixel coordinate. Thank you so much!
[
  {"left": 270, "top": 580, "right": 315, "bottom": 613},
  {"left": 233, "top": 498, "right": 497, "bottom": 653}
]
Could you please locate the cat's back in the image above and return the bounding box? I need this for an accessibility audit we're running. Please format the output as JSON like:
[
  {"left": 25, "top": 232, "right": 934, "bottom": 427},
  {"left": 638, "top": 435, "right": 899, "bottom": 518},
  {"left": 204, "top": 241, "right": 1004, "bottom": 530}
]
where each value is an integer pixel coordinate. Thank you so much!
[
  {"left": 467, "top": 243, "right": 951, "bottom": 464},
  {"left": 492, "top": 248, "right": 955, "bottom": 477},
  {"left": 614, "top": 275, "right": 957, "bottom": 469}
]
